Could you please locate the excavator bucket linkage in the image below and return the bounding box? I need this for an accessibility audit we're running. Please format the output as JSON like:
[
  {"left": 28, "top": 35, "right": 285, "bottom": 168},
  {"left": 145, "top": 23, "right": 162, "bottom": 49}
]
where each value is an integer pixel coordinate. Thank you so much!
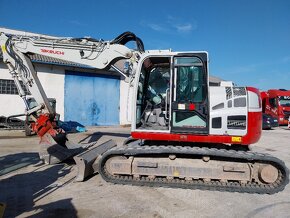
[
  {"left": 38, "top": 130, "right": 117, "bottom": 182},
  {"left": 38, "top": 133, "right": 85, "bottom": 165}
]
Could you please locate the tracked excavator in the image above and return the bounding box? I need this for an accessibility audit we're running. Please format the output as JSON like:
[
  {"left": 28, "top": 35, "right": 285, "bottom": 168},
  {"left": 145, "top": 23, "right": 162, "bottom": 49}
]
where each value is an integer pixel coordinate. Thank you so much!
[{"left": 0, "top": 31, "right": 288, "bottom": 194}]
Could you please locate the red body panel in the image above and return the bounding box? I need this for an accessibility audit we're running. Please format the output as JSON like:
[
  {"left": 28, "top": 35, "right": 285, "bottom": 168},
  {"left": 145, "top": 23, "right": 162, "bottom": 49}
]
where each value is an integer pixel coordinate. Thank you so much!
[{"left": 132, "top": 112, "right": 262, "bottom": 146}]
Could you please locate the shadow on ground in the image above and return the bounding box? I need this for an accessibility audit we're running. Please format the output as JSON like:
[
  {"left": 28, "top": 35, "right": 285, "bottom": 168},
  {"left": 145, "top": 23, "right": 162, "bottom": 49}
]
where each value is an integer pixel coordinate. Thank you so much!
[
  {"left": 0, "top": 153, "right": 40, "bottom": 176},
  {"left": 0, "top": 163, "right": 76, "bottom": 217},
  {"left": 246, "top": 201, "right": 290, "bottom": 218},
  {"left": 26, "top": 198, "right": 77, "bottom": 218},
  {"left": 78, "top": 131, "right": 130, "bottom": 144}
]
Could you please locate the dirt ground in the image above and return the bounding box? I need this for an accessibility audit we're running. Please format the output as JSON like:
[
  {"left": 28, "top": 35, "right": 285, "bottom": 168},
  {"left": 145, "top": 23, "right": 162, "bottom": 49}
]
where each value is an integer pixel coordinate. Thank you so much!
[{"left": 0, "top": 126, "right": 289, "bottom": 218}]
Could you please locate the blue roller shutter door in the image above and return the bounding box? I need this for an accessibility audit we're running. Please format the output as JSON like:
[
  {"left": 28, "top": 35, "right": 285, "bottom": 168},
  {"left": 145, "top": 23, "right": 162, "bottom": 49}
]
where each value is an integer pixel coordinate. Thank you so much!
[{"left": 64, "top": 71, "right": 120, "bottom": 126}]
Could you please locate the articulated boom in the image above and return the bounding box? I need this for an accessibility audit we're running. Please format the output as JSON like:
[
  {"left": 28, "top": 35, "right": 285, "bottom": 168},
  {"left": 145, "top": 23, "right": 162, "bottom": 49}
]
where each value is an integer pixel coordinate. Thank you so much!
[
  {"left": 0, "top": 31, "right": 143, "bottom": 132},
  {"left": 0, "top": 32, "right": 142, "bottom": 117},
  {"left": 0, "top": 31, "right": 143, "bottom": 164}
]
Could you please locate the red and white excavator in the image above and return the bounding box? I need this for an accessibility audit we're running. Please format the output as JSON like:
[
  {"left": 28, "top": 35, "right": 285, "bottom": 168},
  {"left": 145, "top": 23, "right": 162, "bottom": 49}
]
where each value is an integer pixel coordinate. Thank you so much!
[{"left": 0, "top": 31, "right": 288, "bottom": 194}]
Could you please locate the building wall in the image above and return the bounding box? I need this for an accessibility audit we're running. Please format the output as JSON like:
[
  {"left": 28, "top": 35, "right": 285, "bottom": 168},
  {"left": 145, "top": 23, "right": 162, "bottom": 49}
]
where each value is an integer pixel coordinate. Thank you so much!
[
  {"left": 0, "top": 62, "right": 130, "bottom": 125},
  {"left": 0, "top": 62, "right": 65, "bottom": 120},
  {"left": 36, "top": 65, "right": 65, "bottom": 120},
  {"left": 0, "top": 63, "right": 26, "bottom": 117}
]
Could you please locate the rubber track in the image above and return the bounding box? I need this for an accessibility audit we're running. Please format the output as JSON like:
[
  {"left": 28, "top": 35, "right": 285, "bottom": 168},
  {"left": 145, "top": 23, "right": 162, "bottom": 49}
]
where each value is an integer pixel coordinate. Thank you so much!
[{"left": 99, "top": 145, "right": 289, "bottom": 194}]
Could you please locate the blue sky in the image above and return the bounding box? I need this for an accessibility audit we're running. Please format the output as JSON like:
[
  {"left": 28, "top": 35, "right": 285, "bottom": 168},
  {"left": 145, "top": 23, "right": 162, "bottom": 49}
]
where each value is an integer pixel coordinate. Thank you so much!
[{"left": 0, "top": 0, "right": 289, "bottom": 90}]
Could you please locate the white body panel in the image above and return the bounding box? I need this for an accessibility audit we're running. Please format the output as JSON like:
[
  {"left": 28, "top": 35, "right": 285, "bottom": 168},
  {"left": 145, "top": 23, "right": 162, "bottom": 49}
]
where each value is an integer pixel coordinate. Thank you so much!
[{"left": 209, "top": 86, "right": 248, "bottom": 136}]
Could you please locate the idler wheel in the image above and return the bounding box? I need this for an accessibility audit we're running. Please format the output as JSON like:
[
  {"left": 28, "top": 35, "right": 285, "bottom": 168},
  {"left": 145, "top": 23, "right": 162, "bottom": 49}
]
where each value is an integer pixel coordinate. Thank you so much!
[{"left": 258, "top": 165, "right": 279, "bottom": 184}]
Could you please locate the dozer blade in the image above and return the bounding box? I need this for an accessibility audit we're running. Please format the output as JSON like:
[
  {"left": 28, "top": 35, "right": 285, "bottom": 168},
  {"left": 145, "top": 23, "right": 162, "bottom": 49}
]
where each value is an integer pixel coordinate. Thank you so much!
[
  {"left": 38, "top": 132, "right": 87, "bottom": 165},
  {"left": 73, "top": 140, "right": 117, "bottom": 182}
]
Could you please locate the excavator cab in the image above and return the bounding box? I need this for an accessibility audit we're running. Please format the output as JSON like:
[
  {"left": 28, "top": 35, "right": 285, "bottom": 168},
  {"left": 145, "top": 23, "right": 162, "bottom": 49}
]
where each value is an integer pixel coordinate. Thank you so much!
[{"left": 133, "top": 52, "right": 209, "bottom": 135}]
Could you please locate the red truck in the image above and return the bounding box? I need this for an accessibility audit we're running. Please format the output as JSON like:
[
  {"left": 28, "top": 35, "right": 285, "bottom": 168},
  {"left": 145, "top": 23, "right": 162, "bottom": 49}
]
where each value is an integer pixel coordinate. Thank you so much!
[{"left": 261, "top": 89, "right": 290, "bottom": 125}]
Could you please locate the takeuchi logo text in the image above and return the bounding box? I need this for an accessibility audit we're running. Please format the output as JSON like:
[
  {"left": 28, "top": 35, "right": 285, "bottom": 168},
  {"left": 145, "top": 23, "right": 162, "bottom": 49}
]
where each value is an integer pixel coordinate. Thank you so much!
[{"left": 40, "top": 49, "right": 64, "bottom": 55}]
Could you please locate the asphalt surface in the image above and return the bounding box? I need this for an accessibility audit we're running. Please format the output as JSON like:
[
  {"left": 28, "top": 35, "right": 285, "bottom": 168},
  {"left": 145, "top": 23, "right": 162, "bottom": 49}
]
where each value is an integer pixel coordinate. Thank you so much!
[{"left": 0, "top": 126, "right": 289, "bottom": 218}]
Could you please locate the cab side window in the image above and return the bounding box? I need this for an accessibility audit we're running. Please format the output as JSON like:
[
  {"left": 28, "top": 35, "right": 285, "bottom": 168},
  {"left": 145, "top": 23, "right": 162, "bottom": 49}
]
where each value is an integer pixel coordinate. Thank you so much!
[{"left": 269, "top": 98, "right": 277, "bottom": 108}]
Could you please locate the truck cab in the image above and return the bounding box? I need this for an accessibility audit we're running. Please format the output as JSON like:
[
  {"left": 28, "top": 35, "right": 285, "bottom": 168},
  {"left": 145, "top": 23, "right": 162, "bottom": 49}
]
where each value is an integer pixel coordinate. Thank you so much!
[{"left": 261, "top": 89, "right": 290, "bottom": 125}]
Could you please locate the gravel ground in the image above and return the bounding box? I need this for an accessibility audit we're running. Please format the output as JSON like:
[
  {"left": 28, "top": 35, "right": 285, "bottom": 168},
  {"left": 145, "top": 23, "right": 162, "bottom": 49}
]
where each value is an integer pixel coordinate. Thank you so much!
[{"left": 0, "top": 126, "right": 289, "bottom": 218}]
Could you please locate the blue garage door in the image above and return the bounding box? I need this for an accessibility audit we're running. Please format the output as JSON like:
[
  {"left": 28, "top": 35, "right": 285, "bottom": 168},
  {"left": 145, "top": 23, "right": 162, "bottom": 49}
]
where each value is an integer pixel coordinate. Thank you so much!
[{"left": 64, "top": 71, "right": 120, "bottom": 126}]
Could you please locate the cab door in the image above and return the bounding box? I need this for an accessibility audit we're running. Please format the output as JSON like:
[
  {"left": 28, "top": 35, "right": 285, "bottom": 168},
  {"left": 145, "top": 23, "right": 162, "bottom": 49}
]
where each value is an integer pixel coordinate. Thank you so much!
[{"left": 171, "top": 53, "right": 209, "bottom": 134}]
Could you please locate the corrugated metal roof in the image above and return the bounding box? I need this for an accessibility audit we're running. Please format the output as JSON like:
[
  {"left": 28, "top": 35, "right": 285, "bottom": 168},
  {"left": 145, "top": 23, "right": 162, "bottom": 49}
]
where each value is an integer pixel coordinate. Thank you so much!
[{"left": 209, "top": 75, "right": 223, "bottom": 83}]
